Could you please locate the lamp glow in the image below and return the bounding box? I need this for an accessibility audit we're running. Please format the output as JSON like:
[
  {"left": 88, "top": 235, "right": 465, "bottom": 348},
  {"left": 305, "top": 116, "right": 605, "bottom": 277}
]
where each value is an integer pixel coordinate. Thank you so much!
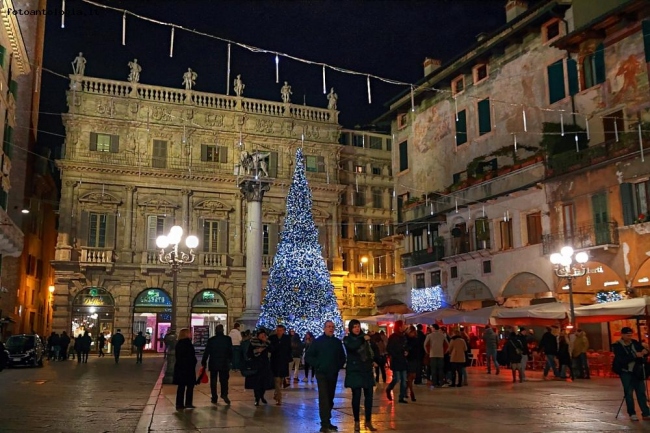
[
  {"left": 168, "top": 225, "right": 183, "bottom": 244},
  {"left": 575, "top": 251, "right": 589, "bottom": 264},
  {"left": 560, "top": 256, "right": 572, "bottom": 267},
  {"left": 156, "top": 235, "right": 170, "bottom": 249},
  {"left": 549, "top": 253, "right": 562, "bottom": 265},
  {"left": 561, "top": 246, "right": 574, "bottom": 258},
  {"left": 48, "top": 285, "right": 55, "bottom": 293},
  {"left": 185, "top": 235, "right": 199, "bottom": 249},
  {"left": 361, "top": 256, "right": 368, "bottom": 264}
]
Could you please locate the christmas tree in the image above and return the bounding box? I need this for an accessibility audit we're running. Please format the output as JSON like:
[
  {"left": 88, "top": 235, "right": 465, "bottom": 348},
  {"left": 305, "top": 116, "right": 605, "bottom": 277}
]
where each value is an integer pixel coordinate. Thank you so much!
[{"left": 257, "top": 148, "right": 344, "bottom": 338}]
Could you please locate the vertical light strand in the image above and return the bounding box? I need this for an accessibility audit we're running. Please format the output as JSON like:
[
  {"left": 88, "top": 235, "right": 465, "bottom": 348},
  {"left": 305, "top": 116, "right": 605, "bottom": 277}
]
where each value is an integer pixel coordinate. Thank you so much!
[
  {"left": 455, "top": 199, "right": 458, "bottom": 213},
  {"left": 430, "top": 202, "right": 433, "bottom": 215},
  {"left": 427, "top": 224, "right": 431, "bottom": 235},
  {"left": 514, "top": 133, "right": 517, "bottom": 152},
  {"left": 367, "top": 75, "right": 372, "bottom": 104},
  {"left": 35, "top": 65, "right": 41, "bottom": 93},
  {"left": 322, "top": 66, "right": 326, "bottom": 94},
  {"left": 639, "top": 123, "right": 645, "bottom": 162},
  {"left": 482, "top": 205, "right": 485, "bottom": 218},
  {"left": 122, "top": 12, "right": 126, "bottom": 46},
  {"left": 468, "top": 207, "right": 471, "bottom": 220},
  {"left": 560, "top": 113, "right": 565, "bottom": 136},
  {"left": 226, "top": 43, "right": 231, "bottom": 95},
  {"left": 614, "top": 118, "right": 619, "bottom": 142},
  {"left": 355, "top": 173, "right": 359, "bottom": 192},
  {"left": 275, "top": 55, "right": 279, "bottom": 83},
  {"left": 169, "top": 27, "right": 175, "bottom": 57},
  {"left": 575, "top": 134, "right": 579, "bottom": 152},
  {"left": 522, "top": 107, "right": 527, "bottom": 132},
  {"left": 61, "top": 0, "right": 66, "bottom": 28},
  {"left": 410, "top": 86, "right": 415, "bottom": 112},
  {"left": 454, "top": 96, "right": 459, "bottom": 121},
  {"left": 585, "top": 115, "right": 590, "bottom": 140},
  {"left": 492, "top": 103, "right": 496, "bottom": 130}
]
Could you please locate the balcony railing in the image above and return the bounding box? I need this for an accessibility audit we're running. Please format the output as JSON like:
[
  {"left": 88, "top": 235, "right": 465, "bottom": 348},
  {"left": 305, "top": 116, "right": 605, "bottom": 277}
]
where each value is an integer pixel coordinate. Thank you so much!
[
  {"left": 262, "top": 255, "right": 274, "bottom": 269},
  {"left": 81, "top": 247, "right": 114, "bottom": 264},
  {"left": 401, "top": 162, "right": 544, "bottom": 223},
  {"left": 401, "top": 247, "right": 446, "bottom": 268},
  {"left": 542, "top": 222, "right": 619, "bottom": 255},
  {"left": 200, "top": 252, "right": 228, "bottom": 267},
  {"left": 401, "top": 237, "right": 492, "bottom": 268}
]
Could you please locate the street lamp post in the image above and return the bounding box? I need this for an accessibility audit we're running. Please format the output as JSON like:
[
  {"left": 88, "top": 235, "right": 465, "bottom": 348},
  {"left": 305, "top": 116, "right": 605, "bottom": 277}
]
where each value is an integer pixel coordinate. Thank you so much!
[
  {"left": 549, "top": 246, "right": 589, "bottom": 329},
  {"left": 156, "top": 225, "right": 199, "bottom": 384}
]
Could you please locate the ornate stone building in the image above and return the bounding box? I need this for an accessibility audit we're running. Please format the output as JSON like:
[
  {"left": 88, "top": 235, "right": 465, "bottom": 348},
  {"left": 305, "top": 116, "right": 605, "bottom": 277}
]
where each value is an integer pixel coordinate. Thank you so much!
[{"left": 51, "top": 65, "right": 395, "bottom": 350}]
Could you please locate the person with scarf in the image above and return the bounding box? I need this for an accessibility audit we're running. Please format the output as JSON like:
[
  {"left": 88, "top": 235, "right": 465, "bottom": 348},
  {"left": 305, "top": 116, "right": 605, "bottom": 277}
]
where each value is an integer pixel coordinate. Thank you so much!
[
  {"left": 343, "top": 319, "right": 378, "bottom": 432},
  {"left": 245, "top": 329, "right": 273, "bottom": 406}
]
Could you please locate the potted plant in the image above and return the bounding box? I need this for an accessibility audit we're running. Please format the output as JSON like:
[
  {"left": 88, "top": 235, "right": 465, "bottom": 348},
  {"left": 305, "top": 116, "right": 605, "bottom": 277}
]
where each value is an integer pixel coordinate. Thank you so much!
[{"left": 490, "top": 144, "right": 539, "bottom": 167}]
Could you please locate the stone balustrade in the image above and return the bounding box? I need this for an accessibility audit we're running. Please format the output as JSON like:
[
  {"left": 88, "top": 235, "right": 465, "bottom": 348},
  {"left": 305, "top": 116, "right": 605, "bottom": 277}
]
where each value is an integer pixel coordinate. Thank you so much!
[
  {"left": 200, "top": 252, "right": 227, "bottom": 267},
  {"left": 262, "top": 255, "right": 274, "bottom": 269},
  {"left": 80, "top": 247, "right": 114, "bottom": 264},
  {"left": 71, "top": 75, "right": 338, "bottom": 124}
]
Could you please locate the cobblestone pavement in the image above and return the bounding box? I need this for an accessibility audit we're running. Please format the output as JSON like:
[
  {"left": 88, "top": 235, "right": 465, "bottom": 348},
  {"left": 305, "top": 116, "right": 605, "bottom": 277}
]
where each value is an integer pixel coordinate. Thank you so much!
[
  {"left": 138, "top": 368, "right": 650, "bottom": 433},
  {"left": 0, "top": 354, "right": 164, "bottom": 433}
]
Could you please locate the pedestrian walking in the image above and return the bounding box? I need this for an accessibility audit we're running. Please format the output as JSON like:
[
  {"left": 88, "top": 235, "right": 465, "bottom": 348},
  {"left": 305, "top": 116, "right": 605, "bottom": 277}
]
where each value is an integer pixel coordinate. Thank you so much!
[
  {"left": 540, "top": 326, "right": 560, "bottom": 379},
  {"left": 505, "top": 331, "right": 524, "bottom": 383},
  {"left": 343, "top": 319, "right": 378, "bottom": 432},
  {"left": 612, "top": 326, "right": 650, "bottom": 421},
  {"left": 405, "top": 325, "right": 420, "bottom": 400},
  {"left": 97, "top": 333, "right": 106, "bottom": 357},
  {"left": 245, "top": 329, "right": 273, "bottom": 406},
  {"left": 305, "top": 320, "right": 346, "bottom": 433},
  {"left": 371, "top": 331, "right": 387, "bottom": 383},
  {"left": 173, "top": 328, "right": 197, "bottom": 410},
  {"left": 302, "top": 332, "right": 316, "bottom": 382},
  {"left": 111, "top": 329, "right": 126, "bottom": 364},
  {"left": 59, "top": 331, "right": 70, "bottom": 361},
  {"left": 572, "top": 329, "right": 590, "bottom": 379},
  {"left": 448, "top": 330, "right": 467, "bottom": 387},
  {"left": 201, "top": 324, "right": 233, "bottom": 405},
  {"left": 79, "top": 331, "right": 91, "bottom": 363},
  {"left": 386, "top": 320, "right": 409, "bottom": 403},
  {"left": 424, "top": 324, "right": 448, "bottom": 387},
  {"left": 558, "top": 335, "right": 573, "bottom": 380},
  {"left": 228, "top": 322, "right": 242, "bottom": 371},
  {"left": 516, "top": 327, "right": 530, "bottom": 381},
  {"left": 133, "top": 331, "right": 146, "bottom": 364},
  {"left": 68, "top": 336, "right": 76, "bottom": 360},
  {"left": 483, "top": 326, "right": 499, "bottom": 375},
  {"left": 269, "top": 324, "right": 292, "bottom": 405},
  {"left": 290, "top": 329, "right": 304, "bottom": 382},
  {"left": 48, "top": 332, "right": 60, "bottom": 361},
  {"left": 414, "top": 324, "right": 426, "bottom": 385}
]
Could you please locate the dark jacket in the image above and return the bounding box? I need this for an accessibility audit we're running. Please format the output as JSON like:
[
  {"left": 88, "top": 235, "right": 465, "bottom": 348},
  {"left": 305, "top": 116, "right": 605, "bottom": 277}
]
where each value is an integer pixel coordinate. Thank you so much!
[
  {"left": 539, "top": 331, "right": 558, "bottom": 356},
  {"left": 201, "top": 333, "right": 233, "bottom": 371},
  {"left": 386, "top": 331, "right": 408, "bottom": 371},
  {"left": 505, "top": 334, "right": 523, "bottom": 364},
  {"left": 173, "top": 338, "right": 197, "bottom": 386},
  {"left": 98, "top": 334, "right": 106, "bottom": 349},
  {"left": 557, "top": 339, "right": 571, "bottom": 366},
  {"left": 133, "top": 335, "right": 147, "bottom": 349},
  {"left": 59, "top": 334, "right": 71, "bottom": 351},
  {"left": 244, "top": 338, "right": 273, "bottom": 391},
  {"left": 516, "top": 334, "right": 530, "bottom": 356},
  {"left": 79, "top": 334, "right": 92, "bottom": 351},
  {"left": 305, "top": 334, "right": 346, "bottom": 378},
  {"left": 112, "top": 332, "right": 125, "bottom": 348},
  {"left": 612, "top": 339, "right": 646, "bottom": 375},
  {"left": 290, "top": 334, "right": 304, "bottom": 358},
  {"left": 343, "top": 333, "right": 376, "bottom": 389},
  {"left": 269, "top": 333, "right": 292, "bottom": 377}
]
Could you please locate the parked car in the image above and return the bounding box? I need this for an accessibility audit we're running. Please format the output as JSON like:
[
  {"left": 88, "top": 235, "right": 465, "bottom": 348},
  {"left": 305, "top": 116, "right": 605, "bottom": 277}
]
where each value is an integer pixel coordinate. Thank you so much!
[{"left": 6, "top": 334, "right": 44, "bottom": 368}]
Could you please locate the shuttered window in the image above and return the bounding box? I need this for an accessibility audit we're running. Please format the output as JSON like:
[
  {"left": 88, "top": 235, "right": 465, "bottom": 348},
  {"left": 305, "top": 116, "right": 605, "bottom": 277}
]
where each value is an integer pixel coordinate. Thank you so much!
[
  {"left": 547, "top": 60, "right": 565, "bottom": 104},
  {"left": 620, "top": 183, "right": 635, "bottom": 226},
  {"left": 0, "top": 45, "right": 5, "bottom": 69},
  {"left": 594, "top": 44, "right": 606, "bottom": 84},
  {"left": 84, "top": 213, "right": 116, "bottom": 248},
  {"left": 500, "top": 219, "right": 513, "bottom": 250},
  {"left": 202, "top": 220, "right": 229, "bottom": 253},
  {"left": 200, "top": 144, "right": 228, "bottom": 163},
  {"left": 644, "top": 21, "right": 650, "bottom": 62},
  {"left": 9, "top": 80, "right": 17, "bottom": 102},
  {"left": 146, "top": 215, "right": 166, "bottom": 250},
  {"left": 526, "top": 212, "right": 542, "bottom": 245},
  {"left": 152, "top": 140, "right": 167, "bottom": 168},
  {"left": 262, "top": 223, "right": 279, "bottom": 256},
  {"left": 305, "top": 155, "right": 325, "bottom": 172},
  {"left": 399, "top": 141, "right": 408, "bottom": 171},
  {"left": 455, "top": 110, "right": 467, "bottom": 145},
  {"left": 89, "top": 132, "right": 119, "bottom": 153},
  {"left": 567, "top": 58, "right": 579, "bottom": 95},
  {"left": 3, "top": 125, "right": 12, "bottom": 158},
  {"left": 477, "top": 98, "right": 491, "bottom": 135}
]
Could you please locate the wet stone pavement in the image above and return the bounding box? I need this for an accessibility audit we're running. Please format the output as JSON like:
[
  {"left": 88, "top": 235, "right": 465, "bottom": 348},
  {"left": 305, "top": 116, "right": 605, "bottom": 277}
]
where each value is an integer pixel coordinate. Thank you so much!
[
  {"left": 2, "top": 356, "right": 650, "bottom": 432},
  {"left": 0, "top": 354, "right": 164, "bottom": 432}
]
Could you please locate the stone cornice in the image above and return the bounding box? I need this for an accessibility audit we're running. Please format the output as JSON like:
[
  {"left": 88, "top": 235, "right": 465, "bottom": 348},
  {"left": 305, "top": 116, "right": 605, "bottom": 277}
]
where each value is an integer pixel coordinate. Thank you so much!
[{"left": 1, "top": 0, "right": 31, "bottom": 75}]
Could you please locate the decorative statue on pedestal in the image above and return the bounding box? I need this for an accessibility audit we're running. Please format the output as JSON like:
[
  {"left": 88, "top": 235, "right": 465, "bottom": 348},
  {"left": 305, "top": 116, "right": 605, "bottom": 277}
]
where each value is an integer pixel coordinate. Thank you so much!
[
  {"left": 234, "top": 74, "right": 245, "bottom": 96},
  {"left": 128, "top": 59, "right": 141, "bottom": 83},
  {"left": 239, "top": 150, "right": 270, "bottom": 177},
  {"left": 182, "top": 68, "right": 197, "bottom": 90},
  {"left": 72, "top": 52, "right": 86, "bottom": 76},
  {"left": 281, "top": 81, "right": 292, "bottom": 103},
  {"left": 327, "top": 87, "right": 338, "bottom": 110}
]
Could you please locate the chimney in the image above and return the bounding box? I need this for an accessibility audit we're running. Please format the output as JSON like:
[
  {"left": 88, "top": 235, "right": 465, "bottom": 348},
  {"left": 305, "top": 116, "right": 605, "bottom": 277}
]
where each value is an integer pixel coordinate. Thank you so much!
[
  {"left": 505, "top": 0, "right": 528, "bottom": 22},
  {"left": 423, "top": 58, "right": 441, "bottom": 77}
]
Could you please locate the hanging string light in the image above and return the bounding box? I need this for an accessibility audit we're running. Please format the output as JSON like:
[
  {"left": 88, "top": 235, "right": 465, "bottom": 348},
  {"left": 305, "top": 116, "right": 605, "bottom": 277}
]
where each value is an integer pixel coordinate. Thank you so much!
[
  {"left": 275, "top": 55, "right": 279, "bottom": 83},
  {"left": 614, "top": 118, "right": 619, "bottom": 142},
  {"left": 514, "top": 133, "right": 517, "bottom": 152},
  {"left": 454, "top": 96, "right": 459, "bottom": 121},
  {"left": 322, "top": 66, "right": 326, "bottom": 94},
  {"left": 585, "top": 115, "right": 590, "bottom": 140},
  {"left": 61, "top": 0, "right": 66, "bottom": 28},
  {"left": 575, "top": 134, "right": 579, "bottom": 152},
  {"left": 122, "top": 11, "right": 126, "bottom": 45},
  {"left": 169, "top": 27, "right": 175, "bottom": 57},
  {"left": 226, "top": 43, "right": 231, "bottom": 95},
  {"left": 639, "top": 123, "right": 645, "bottom": 163},
  {"left": 560, "top": 113, "right": 565, "bottom": 136},
  {"left": 367, "top": 75, "right": 372, "bottom": 104},
  {"left": 522, "top": 107, "right": 527, "bottom": 132},
  {"left": 410, "top": 86, "right": 415, "bottom": 112}
]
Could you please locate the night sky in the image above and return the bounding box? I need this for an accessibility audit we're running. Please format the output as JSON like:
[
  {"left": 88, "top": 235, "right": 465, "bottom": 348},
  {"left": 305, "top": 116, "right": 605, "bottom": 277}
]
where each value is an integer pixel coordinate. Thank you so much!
[{"left": 39, "top": 0, "right": 511, "bottom": 154}]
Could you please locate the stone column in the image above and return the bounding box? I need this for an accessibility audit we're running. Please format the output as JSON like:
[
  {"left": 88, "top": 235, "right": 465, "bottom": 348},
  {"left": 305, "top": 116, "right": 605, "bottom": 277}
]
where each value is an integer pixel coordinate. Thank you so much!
[
  {"left": 237, "top": 178, "right": 271, "bottom": 330},
  {"left": 121, "top": 186, "right": 135, "bottom": 262},
  {"left": 233, "top": 194, "right": 243, "bottom": 266},
  {"left": 181, "top": 189, "right": 192, "bottom": 232}
]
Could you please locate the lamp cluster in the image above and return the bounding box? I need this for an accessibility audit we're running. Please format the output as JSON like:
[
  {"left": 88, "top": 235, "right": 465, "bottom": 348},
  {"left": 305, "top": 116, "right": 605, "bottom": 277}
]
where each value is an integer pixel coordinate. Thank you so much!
[
  {"left": 550, "top": 246, "right": 589, "bottom": 277},
  {"left": 156, "top": 225, "right": 198, "bottom": 266}
]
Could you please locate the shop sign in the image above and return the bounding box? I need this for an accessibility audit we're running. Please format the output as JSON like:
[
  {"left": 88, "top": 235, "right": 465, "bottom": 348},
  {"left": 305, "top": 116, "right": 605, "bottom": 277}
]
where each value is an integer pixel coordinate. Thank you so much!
[
  {"left": 135, "top": 289, "right": 172, "bottom": 307},
  {"left": 73, "top": 287, "right": 114, "bottom": 307},
  {"left": 192, "top": 290, "right": 226, "bottom": 308}
]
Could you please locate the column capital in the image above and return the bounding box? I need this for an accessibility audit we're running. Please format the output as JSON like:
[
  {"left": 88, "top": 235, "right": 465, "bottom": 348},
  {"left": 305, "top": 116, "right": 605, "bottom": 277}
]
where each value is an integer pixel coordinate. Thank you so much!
[
  {"left": 125, "top": 185, "right": 137, "bottom": 193},
  {"left": 65, "top": 180, "right": 78, "bottom": 188},
  {"left": 181, "top": 189, "right": 193, "bottom": 196},
  {"left": 239, "top": 179, "right": 271, "bottom": 203}
]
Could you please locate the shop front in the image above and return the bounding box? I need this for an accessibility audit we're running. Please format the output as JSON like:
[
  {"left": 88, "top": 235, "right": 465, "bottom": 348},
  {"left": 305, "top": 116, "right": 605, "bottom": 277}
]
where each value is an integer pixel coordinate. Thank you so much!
[
  {"left": 191, "top": 289, "right": 228, "bottom": 351},
  {"left": 71, "top": 287, "right": 115, "bottom": 353},
  {"left": 500, "top": 272, "right": 552, "bottom": 307},
  {"left": 132, "top": 288, "right": 172, "bottom": 353}
]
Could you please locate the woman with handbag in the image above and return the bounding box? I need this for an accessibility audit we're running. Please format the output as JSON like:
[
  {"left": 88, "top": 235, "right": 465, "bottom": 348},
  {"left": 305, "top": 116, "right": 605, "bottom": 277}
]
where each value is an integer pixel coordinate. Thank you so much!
[
  {"left": 612, "top": 327, "right": 650, "bottom": 421},
  {"left": 343, "top": 319, "right": 378, "bottom": 432},
  {"left": 505, "top": 331, "right": 524, "bottom": 383},
  {"left": 246, "top": 329, "right": 273, "bottom": 406},
  {"left": 173, "top": 328, "right": 197, "bottom": 410}
]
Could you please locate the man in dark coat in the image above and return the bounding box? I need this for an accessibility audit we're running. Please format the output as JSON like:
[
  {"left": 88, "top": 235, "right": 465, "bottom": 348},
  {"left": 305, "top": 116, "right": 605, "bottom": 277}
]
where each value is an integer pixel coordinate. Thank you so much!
[
  {"left": 269, "top": 324, "right": 292, "bottom": 405},
  {"left": 539, "top": 326, "right": 559, "bottom": 378},
  {"left": 201, "top": 324, "right": 233, "bottom": 404},
  {"left": 305, "top": 320, "right": 346, "bottom": 433},
  {"left": 414, "top": 324, "right": 426, "bottom": 384},
  {"left": 133, "top": 331, "right": 147, "bottom": 364},
  {"left": 386, "top": 320, "right": 409, "bottom": 403},
  {"left": 612, "top": 326, "right": 650, "bottom": 421},
  {"left": 59, "top": 331, "right": 71, "bottom": 361},
  {"left": 111, "top": 329, "right": 126, "bottom": 364}
]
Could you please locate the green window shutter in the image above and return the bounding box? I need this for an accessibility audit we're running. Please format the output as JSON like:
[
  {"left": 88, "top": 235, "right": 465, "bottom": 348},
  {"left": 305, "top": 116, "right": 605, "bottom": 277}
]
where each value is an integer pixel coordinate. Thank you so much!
[
  {"left": 105, "top": 214, "right": 116, "bottom": 249},
  {"left": 547, "top": 60, "right": 565, "bottom": 104},
  {"left": 399, "top": 141, "right": 408, "bottom": 171},
  {"left": 3, "top": 125, "right": 12, "bottom": 158},
  {"left": 219, "top": 146, "right": 228, "bottom": 163},
  {"left": 78, "top": 211, "right": 89, "bottom": 247},
  {"left": 567, "top": 58, "right": 579, "bottom": 96},
  {"left": 0, "top": 188, "right": 7, "bottom": 210},
  {"left": 9, "top": 80, "right": 17, "bottom": 102},
  {"left": 0, "top": 45, "right": 6, "bottom": 69},
  {"left": 89, "top": 132, "right": 98, "bottom": 151},
  {"left": 110, "top": 135, "right": 119, "bottom": 153},
  {"left": 620, "top": 183, "right": 635, "bottom": 226},
  {"left": 268, "top": 151, "right": 278, "bottom": 178},
  {"left": 478, "top": 99, "right": 491, "bottom": 135},
  {"left": 218, "top": 220, "right": 229, "bottom": 253},
  {"left": 455, "top": 110, "right": 467, "bottom": 145},
  {"left": 200, "top": 144, "right": 208, "bottom": 161},
  {"left": 643, "top": 21, "right": 650, "bottom": 62},
  {"left": 594, "top": 43, "right": 606, "bottom": 84}
]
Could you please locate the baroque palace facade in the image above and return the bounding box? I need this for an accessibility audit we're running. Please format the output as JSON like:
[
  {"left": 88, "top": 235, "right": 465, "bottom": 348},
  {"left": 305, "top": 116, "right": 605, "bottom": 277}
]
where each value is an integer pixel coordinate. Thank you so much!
[{"left": 51, "top": 63, "right": 394, "bottom": 351}]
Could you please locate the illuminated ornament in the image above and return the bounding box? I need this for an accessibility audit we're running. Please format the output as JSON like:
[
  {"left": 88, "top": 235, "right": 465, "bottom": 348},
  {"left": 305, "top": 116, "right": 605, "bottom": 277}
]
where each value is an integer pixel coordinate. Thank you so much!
[
  {"left": 596, "top": 290, "right": 623, "bottom": 304},
  {"left": 257, "top": 148, "right": 344, "bottom": 338},
  {"left": 411, "top": 286, "right": 443, "bottom": 313},
  {"left": 89, "top": 288, "right": 98, "bottom": 297}
]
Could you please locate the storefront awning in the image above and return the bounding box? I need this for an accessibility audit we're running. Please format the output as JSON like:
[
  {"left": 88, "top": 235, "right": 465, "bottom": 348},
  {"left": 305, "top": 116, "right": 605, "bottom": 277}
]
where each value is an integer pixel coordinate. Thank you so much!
[
  {"left": 632, "top": 258, "right": 650, "bottom": 289},
  {"left": 454, "top": 280, "right": 494, "bottom": 303},
  {"left": 501, "top": 272, "right": 550, "bottom": 298},
  {"left": 442, "top": 306, "right": 500, "bottom": 325},
  {"left": 574, "top": 297, "right": 650, "bottom": 323}
]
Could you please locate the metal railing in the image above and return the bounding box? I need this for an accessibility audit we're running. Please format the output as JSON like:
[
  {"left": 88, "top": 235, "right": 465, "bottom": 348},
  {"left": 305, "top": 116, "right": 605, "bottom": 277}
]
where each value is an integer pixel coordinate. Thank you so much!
[{"left": 542, "top": 221, "right": 619, "bottom": 255}]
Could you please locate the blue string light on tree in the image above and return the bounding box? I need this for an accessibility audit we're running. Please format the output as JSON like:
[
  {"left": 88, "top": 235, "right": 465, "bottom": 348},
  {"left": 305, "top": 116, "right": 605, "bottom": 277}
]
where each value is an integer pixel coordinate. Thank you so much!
[
  {"left": 256, "top": 148, "right": 345, "bottom": 338},
  {"left": 595, "top": 290, "right": 623, "bottom": 304},
  {"left": 411, "top": 286, "right": 443, "bottom": 313}
]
